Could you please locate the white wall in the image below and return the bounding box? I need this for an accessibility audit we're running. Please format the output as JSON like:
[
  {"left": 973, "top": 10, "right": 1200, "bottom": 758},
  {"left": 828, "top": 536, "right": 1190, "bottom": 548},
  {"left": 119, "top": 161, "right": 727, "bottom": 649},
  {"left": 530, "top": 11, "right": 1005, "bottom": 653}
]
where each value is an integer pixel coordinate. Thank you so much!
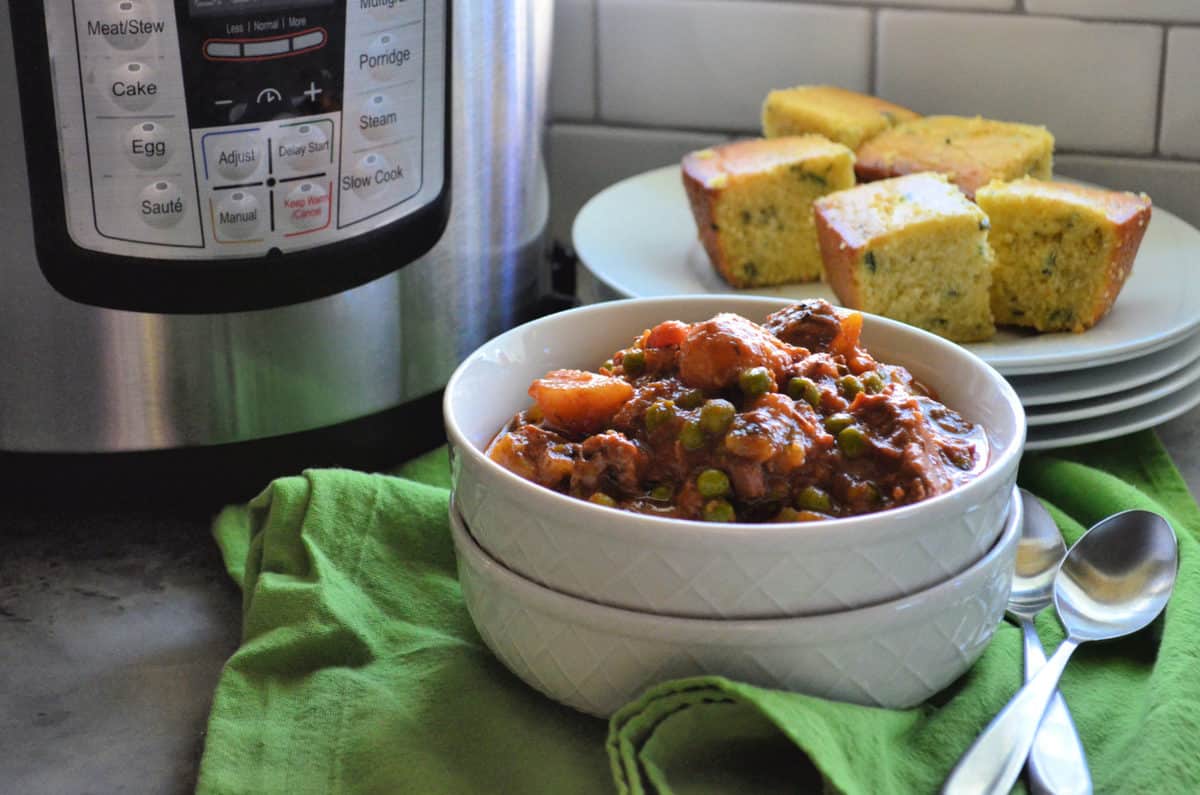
[{"left": 547, "top": 0, "right": 1200, "bottom": 251}]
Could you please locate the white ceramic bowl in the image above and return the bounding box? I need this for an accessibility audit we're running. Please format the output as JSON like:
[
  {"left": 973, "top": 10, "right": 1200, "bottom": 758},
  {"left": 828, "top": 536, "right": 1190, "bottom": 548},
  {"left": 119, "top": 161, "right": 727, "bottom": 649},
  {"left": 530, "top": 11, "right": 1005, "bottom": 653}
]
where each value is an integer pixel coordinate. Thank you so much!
[
  {"left": 454, "top": 488, "right": 1020, "bottom": 717},
  {"left": 445, "top": 296, "right": 1025, "bottom": 619}
]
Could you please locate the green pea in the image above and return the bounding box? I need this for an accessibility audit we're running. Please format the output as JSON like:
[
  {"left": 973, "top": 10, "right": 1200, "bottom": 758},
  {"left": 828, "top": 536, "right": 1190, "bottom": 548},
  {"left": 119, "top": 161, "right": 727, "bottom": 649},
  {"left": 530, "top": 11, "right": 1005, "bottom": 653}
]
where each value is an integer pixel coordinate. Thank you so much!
[
  {"left": 644, "top": 400, "right": 676, "bottom": 432},
  {"left": 602, "top": 359, "right": 615, "bottom": 372},
  {"left": 703, "top": 499, "right": 736, "bottom": 523},
  {"left": 676, "top": 388, "right": 706, "bottom": 410},
  {"left": 824, "top": 413, "right": 855, "bottom": 434},
  {"left": 796, "top": 485, "right": 832, "bottom": 513},
  {"left": 623, "top": 349, "right": 645, "bottom": 376},
  {"left": 861, "top": 371, "right": 885, "bottom": 394},
  {"left": 679, "top": 420, "right": 706, "bottom": 450},
  {"left": 787, "top": 376, "right": 821, "bottom": 408},
  {"left": 698, "top": 399, "right": 736, "bottom": 435},
  {"left": 589, "top": 492, "right": 617, "bottom": 507},
  {"left": 837, "top": 425, "right": 869, "bottom": 458},
  {"left": 648, "top": 483, "right": 674, "bottom": 502},
  {"left": 839, "top": 375, "right": 863, "bottom": 400},
  {"left": 738, "top": 367, "right": 773, "bottom": 396},
  {"left": 696, "top": 468, "right": 731, "bottom": 498}
]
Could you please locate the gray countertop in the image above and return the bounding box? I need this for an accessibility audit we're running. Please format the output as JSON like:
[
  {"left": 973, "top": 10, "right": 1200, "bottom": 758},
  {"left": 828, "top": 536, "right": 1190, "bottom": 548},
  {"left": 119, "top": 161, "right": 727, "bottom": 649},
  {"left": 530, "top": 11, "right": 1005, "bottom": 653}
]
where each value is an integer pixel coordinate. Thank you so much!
[{"left": 3, "top": 410, "right": 1200, "bottom": 794}]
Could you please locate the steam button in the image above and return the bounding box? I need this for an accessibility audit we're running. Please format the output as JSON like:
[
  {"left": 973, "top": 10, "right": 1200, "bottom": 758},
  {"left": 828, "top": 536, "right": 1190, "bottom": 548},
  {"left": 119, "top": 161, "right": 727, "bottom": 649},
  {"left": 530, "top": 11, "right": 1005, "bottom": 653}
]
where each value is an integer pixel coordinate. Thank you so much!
[
  {"left": 108, "top": 61, "right": 159, "bottom": 112},
  {"left": 206, "top": 132, "right": 265, "bottom": 181},
  {"left": 275, "top": 123, "right": 331, "bottom": 173},
  {"left": 214, "top": 191, "right": 263, "bottom": 240},
  {"left": 125, "top": 121, "right": 172, "bottom": 170},
  {"left": 138, "top": 181, "right": 185, "bottom": 229},
  {"left": 357, "top": 93, "right": 401, "bottom": 142}
]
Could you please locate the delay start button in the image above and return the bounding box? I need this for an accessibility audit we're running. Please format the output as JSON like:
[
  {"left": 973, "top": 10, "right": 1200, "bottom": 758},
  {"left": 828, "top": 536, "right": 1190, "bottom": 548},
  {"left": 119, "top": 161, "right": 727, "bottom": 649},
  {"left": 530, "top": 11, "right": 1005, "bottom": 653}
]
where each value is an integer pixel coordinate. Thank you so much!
[
  {"left": 108, "top": 61, "right": 159, "bottom": 112},
  {"left": 214, "top": 191, "right": 262, "bottom": 240},
  {"left": 275, "top": 123, "right": 331, "bottom": 173},
  {"left": 139, "top": 181, "right": 185, "bottom": 229}
]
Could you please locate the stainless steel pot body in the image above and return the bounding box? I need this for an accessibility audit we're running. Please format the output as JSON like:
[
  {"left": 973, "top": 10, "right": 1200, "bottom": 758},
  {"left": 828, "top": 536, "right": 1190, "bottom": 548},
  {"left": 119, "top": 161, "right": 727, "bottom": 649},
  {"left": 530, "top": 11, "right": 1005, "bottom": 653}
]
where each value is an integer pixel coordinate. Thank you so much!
[{"left": 0, "top": 0, "right": 551, "bottom": 453}]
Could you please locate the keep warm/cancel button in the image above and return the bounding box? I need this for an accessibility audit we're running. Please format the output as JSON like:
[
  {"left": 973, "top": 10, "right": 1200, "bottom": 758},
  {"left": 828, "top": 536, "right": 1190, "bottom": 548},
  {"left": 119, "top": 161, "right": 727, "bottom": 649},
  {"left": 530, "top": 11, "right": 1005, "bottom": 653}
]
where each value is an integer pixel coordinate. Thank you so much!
[{"left": 283, "top": 182, "right": 331, "bottom": 234}]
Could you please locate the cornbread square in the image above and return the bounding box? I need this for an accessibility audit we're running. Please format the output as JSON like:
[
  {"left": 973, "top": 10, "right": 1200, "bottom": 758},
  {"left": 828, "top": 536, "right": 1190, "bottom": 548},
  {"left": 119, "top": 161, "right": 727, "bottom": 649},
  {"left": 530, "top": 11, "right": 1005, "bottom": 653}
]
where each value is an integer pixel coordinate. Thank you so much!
[
  {"left": 814, "top": 173, "right": 995, "bottom": 342},
  {"left": 762, "top": 85, "right": 920, "bottom": 150},
  {"left": 856, "top": 116, "right": 1055, "bottom": 200},
  {"left": 682, "top": 136, "right": 856, "bottom": 287},
  {"left": 976, "top": 178, "right": 1152, "bottom": 333}
]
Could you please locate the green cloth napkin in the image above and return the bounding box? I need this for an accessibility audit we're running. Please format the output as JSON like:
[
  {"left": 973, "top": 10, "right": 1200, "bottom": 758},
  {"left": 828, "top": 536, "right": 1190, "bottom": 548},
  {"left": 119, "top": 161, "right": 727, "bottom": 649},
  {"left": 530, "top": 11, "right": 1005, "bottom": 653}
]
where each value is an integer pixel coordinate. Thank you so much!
[{"left": 197, "top": 431, "right": 1200, "bottom": 795}]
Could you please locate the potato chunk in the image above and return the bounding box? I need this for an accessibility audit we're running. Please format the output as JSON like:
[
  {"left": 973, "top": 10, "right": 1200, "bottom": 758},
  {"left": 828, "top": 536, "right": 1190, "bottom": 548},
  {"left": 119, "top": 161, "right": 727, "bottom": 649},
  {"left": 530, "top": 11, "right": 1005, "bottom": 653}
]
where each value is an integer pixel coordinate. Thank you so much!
[{"left": 529, "top": 369, "right": 634, "bottom": 436}]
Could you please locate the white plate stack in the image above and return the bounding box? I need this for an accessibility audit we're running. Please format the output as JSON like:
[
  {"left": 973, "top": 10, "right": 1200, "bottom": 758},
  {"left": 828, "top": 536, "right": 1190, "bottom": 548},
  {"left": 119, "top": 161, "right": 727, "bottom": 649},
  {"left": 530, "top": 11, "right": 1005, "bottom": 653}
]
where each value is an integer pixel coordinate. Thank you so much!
[{"left": 572, "top": 165, "right": 1200, "bottom": 450}]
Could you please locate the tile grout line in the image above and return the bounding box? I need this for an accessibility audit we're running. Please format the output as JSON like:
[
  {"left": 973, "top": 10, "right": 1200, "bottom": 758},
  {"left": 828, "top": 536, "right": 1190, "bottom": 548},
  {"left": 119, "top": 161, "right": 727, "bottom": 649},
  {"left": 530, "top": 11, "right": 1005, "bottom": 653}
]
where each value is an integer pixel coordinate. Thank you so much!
[
  {"left": 1154, "top": 25, "right": 1170, "bottom": 156},
  {"left": 592, "top": 0, "right": 601, "bottom": 124},
  {"left": 868, "top": 8, "right": 879, "bottom": 96}
]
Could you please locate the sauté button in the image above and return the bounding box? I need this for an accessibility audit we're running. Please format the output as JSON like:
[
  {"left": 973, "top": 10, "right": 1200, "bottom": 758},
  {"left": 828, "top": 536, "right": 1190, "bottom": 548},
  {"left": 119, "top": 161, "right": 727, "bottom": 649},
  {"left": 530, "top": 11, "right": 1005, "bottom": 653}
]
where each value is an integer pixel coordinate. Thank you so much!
[
  {"left": 94, "top": 0, "right": 162, "bottom": 51},
  {"left": 275, "top": 123, "right": 331, "bottom": 173},
  {"left": 108, "top": 61, "right": 159, "bottom": 111},
  {"left": 207, "top": 132, "right": 265, "bottom": 181},
  {"left": 283, "top": 182, "right": 330, "bottom": 232},
  {"left": 138, "top": 181, "right": 185, "bottom": 229},
  {"left": 125, "top": 121, "right": 171, "bottom": 170},
  {"left": 214, "top": 191, "right": 262, "bottom": 240},
  {"left": 361, "top": 33, "right": 412, "bottom": 82},
  {"left": 357, "top": 93, "right": 401, "bottom": 142}
]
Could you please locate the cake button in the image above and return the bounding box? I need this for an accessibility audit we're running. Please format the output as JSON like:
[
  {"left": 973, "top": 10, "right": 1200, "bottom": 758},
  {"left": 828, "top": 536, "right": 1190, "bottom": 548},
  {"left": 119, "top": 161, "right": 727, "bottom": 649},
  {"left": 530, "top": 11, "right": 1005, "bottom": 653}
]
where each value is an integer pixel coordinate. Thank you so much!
[{"left": 108, "top": 61, "right": 159, "bottom": 112}]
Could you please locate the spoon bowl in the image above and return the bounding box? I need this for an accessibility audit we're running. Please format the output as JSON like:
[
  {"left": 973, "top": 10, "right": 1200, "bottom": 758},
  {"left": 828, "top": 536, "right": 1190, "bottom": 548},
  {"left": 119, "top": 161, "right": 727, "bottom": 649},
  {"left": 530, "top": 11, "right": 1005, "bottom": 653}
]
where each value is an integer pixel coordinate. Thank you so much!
[
  {"left": 1008, "top": 489, "right": 1069, "bottom": 619},
  {"left": 1056, "top": 510, "right": 1179, "bottom": 642}
]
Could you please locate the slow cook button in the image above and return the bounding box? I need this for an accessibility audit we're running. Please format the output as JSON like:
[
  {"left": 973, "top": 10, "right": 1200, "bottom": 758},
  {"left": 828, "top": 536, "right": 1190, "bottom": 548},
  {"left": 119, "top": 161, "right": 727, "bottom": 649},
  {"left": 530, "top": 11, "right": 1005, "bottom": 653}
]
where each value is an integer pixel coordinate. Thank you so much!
[
  {"left": 125, "top": 120, "right": 171, "bottom": 170},
  {"left": 138, "top": 180, "right": 185, "bottom": 229},
  {"left": 275, "top": 123, "right": 331, "bottom": 173},
  {"left": 343, "top": 150, "right": 411, "bottom": 199},
  {"left": 357, "top": 93, "right": 400, "bottom": 142},
  {"left": 214, "top": 190, "right": 262, "bottom": 240},
  {"left": 283, "top": 182, "right": 330, "bottom": 232},
  {"left": 360, "top": 33, "right": 413, "bottom": 82},
  {"left": 207, "top": 131, "right": 265, "bottom": 181},
  {"left": 91, "top": 0, "right": 163, "bottom": 51},
  {"left": 108, "top": 61, "right": 159, "bottom": 111}
]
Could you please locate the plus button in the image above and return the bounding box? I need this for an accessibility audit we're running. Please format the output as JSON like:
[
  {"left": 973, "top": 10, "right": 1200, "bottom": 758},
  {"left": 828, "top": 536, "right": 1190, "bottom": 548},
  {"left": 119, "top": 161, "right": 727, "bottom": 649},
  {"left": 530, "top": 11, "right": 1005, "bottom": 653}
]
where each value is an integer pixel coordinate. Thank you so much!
[{"left": 304, "top": 82, "right": 323, "bottom": 102}]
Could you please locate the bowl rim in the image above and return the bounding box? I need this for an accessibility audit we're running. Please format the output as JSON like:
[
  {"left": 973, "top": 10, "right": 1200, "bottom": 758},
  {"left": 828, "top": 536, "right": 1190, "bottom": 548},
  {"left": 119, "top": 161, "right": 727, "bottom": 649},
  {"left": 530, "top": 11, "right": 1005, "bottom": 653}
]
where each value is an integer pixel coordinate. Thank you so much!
[
  {"left": 452, "top": 485, "right": 1021, "bottom": 637},
  {"left": 444, "top": 295, "right": 1026, "bottom": 542}
]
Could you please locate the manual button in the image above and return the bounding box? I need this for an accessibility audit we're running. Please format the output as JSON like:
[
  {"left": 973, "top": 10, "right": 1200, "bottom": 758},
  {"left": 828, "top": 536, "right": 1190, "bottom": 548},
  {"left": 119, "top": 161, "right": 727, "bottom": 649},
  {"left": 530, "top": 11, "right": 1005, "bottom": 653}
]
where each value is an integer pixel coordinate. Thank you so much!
[
  {"left": 139, "top": 181, "right": 185, "bottom": 229},
  {"left": 108, "top": 61, "right": 159, "bottom": 112},
  {"left": 205, "top": 131, "right": 265, "bottom": 181},
  {"left": 214, "top": 191, "right": 263, "bottom": 240}
]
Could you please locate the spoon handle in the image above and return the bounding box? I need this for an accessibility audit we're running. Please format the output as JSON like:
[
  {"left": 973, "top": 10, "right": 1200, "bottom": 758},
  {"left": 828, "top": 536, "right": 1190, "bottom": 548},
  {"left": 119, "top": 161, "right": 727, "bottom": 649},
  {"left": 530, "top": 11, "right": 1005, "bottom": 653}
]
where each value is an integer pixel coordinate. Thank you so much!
[
  {"left": 1021, "top": 620, "right": 1093, "bottom": 795},
  {"left": 943, "top": 639, "right": 1079, "bottom": 795}
]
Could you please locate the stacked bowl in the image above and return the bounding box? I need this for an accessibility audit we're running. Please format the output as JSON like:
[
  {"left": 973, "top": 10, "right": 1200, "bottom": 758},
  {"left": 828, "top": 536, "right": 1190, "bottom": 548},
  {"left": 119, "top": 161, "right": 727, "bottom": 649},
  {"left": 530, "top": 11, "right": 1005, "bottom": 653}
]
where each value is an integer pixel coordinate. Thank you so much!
[{"left": 444, "top": 296, "right": 1026, "bottom": 718}]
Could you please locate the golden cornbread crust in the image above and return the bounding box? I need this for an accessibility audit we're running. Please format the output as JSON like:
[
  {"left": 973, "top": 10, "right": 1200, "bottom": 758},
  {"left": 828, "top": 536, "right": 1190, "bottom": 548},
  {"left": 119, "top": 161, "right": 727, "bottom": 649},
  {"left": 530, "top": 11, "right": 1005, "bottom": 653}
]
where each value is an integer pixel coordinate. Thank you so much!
[
  {"left": 762, "top": 85, "right": 920, "bottom": 150},
  {"left": 855, "top": 116, "right": 1054, "bottom": 200},
  {"left": 814, "top": 173, "right": 995, "bottom": 342},
  {"left": 976, "top": 178, "right": 1152, "bottom": 333},
  {"left": 682, "top": 136, "right": 856, "bottom": 288}
]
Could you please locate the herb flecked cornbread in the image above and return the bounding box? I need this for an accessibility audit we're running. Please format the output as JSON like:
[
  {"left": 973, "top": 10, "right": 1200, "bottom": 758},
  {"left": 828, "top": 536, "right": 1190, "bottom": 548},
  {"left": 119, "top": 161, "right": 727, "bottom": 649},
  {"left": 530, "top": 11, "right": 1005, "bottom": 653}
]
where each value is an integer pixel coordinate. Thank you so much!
[
  {"left": 976, "top": 178, "right": 1151, "bottom": 333},
  {"left": 814, "top": 173, "right": 996, "bottom": 342},
  {"left": 682, "top": 136, "right": 856, "bottom": 287},
  {"left": 855, "top": 116, "right": 1054, "bottom": 200},
  {"left": 762, "top": 85, "right": 921, "bottom": 150}
]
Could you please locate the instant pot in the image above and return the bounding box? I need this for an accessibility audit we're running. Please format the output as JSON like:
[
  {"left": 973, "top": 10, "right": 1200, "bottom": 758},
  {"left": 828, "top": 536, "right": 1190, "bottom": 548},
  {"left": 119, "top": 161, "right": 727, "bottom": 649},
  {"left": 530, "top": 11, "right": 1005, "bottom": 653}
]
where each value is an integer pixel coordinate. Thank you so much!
[{"left": 0, "top": 1, "right": 552, "bottom": 501}]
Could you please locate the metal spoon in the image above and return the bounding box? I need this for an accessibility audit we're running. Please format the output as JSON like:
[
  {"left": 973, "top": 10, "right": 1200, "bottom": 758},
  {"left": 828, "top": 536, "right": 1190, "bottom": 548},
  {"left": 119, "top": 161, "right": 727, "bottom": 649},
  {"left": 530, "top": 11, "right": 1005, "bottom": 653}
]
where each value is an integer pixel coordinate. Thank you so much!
[
  {"left": 1008, "top": 490, "right": 1091, "bottom": 795},
  {"left": 944, "top": 509, "right": 1178, "bottom": 795}
]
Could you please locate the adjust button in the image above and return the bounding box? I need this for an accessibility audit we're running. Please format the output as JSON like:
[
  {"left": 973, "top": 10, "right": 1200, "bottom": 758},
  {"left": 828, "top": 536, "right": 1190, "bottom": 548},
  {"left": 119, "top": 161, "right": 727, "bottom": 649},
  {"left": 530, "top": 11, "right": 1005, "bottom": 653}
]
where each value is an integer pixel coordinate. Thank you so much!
[
  {"left": 356, "top": 93, "right": 401, "bottom": 142},
  {"left": 125, "top": 121, "right": 172, "bottom": 170},
  {"left": 275, "top": 123, "right": 331, "bottom": 173},
  {"left": 214, "top": 191, "right": 263, "bottom": 240},
  {"left": 138, "top": 181, "right": 185, "bottom": 229},
  {"left": 205, "top": 131, "right": 265, "bottom": 181},
  {"left": 108, "top": 61, "right": 159, "bottom": 112}
]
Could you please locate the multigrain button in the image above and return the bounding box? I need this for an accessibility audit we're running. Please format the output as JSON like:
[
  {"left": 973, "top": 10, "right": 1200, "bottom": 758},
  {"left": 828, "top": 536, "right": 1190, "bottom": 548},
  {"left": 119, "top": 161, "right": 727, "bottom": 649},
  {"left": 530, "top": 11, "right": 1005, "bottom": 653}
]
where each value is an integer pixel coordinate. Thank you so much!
[
  {"left": 363, "top": 0, "right": 419, "bottom": 22},
  {"left": 275, "top": 123, "right": 331, "bottom": 173},
  {"left": 206, "top": 131, "right": 265, "bottom": 181},
  {"left": 282, "top": 182, "right": 330, "bottom": 232},
  {"left": 139, "top": 180, "right": 185, "bottom": 228},
  {"left": 214, "top": 191, "right": 262, "bottom": 240},
  {"left": 361, "top": 33, "right": 412, "bottom": 82},
  {"left": 95, "top": 0, "right": 160, "bottom": 51},
  {"left": 125, "top": 121, "right": 171, "bottom": 170},
  {"left": 357, "top": 93, "right": 401, "bottom": 142},
  {"left": 108, "top": 61, "right": 159, "bottom": 111}
]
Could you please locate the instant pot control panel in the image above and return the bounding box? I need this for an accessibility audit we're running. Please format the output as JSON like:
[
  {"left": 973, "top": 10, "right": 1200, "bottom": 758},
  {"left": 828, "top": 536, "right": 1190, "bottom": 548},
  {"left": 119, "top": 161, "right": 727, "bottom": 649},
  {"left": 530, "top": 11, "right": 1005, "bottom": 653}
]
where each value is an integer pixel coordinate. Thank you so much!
[{"left": 11, "top": 1, "right": 448, "bottom": 312}]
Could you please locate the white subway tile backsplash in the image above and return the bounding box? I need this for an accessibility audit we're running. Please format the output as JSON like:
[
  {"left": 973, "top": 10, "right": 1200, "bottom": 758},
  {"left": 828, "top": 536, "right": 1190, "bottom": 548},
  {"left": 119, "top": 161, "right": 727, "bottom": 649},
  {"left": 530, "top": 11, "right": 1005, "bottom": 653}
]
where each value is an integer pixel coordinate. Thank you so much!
[
  {"left": 877, "top": 11, "right": 1161, "bottom": 155},
  {"left": 597, "top": 0, "right": 870, "bottom": 131},
  {"left": 1057, "top": 154, "right": 1200, "bottom": 229},
  {"left": 1160, "top": 28, "right": 1200, "bottom": 159},
  {"left": 550, "top": 0, "right": 597, "bottom": 121},
  {"left": 819, "top": 0, "right": 1014, "bottom": 9},
  {"left": 546, "top": 124, "right": 728, "bottom": 248},
  {"left": 1026, "top": 0, "right": 1200, "bottom": 23}
]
